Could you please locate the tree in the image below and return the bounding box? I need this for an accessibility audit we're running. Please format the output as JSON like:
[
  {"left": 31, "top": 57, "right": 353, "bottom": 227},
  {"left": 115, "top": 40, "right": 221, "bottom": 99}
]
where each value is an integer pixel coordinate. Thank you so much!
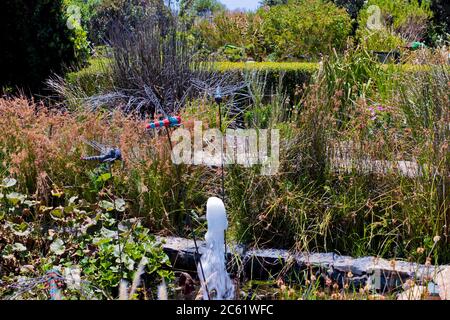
[
  {"left": 0, "top": 0, "right": 89, "bottom": 94},
  {"left": 259, "top": 0, "right": 287, "bottom": 6},
  {"left": 178, "top": 0, "right": 225, "bottom": 17},
  {"left": 426, "top": 0, "right": 450, "bottom": 44}
]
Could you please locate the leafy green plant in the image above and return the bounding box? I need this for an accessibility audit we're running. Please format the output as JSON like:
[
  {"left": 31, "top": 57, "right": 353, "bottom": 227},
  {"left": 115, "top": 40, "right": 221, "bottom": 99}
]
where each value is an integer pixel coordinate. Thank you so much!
[
  {"left": 258, "top": 0, "right": 352, "bottom": 60},
  {"left": 193, "top": 11, "right": 266, "bottom": 61},
  {"left": 0, "top": 174, "right": 173, "bottom": 299},
  {"left": 356, "top": 0, "right": 433, "bottom": 51},
  {"left": 75, "top": 213, "right": 173, "bottom": 296}
]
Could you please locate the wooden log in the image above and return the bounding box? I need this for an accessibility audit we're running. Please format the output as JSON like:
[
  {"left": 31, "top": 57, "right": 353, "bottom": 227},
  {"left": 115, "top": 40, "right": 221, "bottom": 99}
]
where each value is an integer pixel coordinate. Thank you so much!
[{"left": 156, "top": 236, "right": 445, "bottom": 294}]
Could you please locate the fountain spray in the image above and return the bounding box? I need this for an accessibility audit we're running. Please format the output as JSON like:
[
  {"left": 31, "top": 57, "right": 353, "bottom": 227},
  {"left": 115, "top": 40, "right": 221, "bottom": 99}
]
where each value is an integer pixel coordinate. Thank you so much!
[{"left": 198, "top": 197, "right": 235, "bottom": 300}]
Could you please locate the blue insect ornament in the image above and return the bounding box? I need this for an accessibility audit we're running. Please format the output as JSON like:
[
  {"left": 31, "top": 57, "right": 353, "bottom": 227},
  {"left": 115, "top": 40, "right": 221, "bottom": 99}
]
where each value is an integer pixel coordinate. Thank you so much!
[
  {"left": 81, "top": 140, "right": 122, "bottom": 163},
  {"left": 214, "top": 86, "right": 223, "bottom": 104},
  {"left": 46, "top": 269, "right": 64, "bottom": 300}
]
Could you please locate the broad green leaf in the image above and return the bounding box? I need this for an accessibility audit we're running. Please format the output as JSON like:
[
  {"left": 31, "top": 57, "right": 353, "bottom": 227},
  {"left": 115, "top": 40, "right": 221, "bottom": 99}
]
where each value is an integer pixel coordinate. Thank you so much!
[
  {"left": 100, "top": 227, "right": 117, "bottom": 239},
  {"left": 50, "top": 239, "right": 66, "bottom": 255},
  {"left": 114, "top": 198, "right": 126, "bottom": 212},
  {"left": 69, "top": 196, "right": 78, "bottom": 205},
  {"left": 96, "top": 173, "right": 112, "bottom": 183},
  {"left": 99, "top": 200, "right": 114, "bottom": 211},
  {"left": 50, "top": 207, "right": 64, "bottom": 220},
  {"left": 6, "top": 192, "right": 26, "bottom": 205},
  {"left": 1, "top": 178, "right": 17, "bottom": 188},
  {"left": 12, "top": 243, "right": 27, "bottom": 252},
  {"left": 11, "top": 222, "right": 31, "bottom": 236},
  {"left": 92, "top": 237, "right": 111, "bottom": 245},
  {"left": 24, "top": 200, "right": 39, "bottom": 207}
]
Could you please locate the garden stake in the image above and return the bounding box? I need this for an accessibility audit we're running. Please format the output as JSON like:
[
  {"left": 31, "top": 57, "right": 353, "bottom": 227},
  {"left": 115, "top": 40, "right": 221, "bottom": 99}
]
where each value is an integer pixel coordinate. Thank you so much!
[
  {"left": 150, "top": 122, "right": 211, "bottom": 300},
  {"left": 214, "top": 87, "right": 228, "bottom": 266},
  {"left": 187, "top": 211, "right": 211, "bottom": 301},
  {"left": 81, "top": 140, "right": 125, "bottom": 281},
  {"left": 109, "top": 162, "right": 125, "bottom": 281}
]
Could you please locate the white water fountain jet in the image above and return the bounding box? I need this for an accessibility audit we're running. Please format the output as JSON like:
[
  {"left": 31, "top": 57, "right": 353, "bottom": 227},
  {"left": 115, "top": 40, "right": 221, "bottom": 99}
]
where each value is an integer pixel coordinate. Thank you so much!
[{"left": 197, "top": 197, "right": 235, "bottom": 300}]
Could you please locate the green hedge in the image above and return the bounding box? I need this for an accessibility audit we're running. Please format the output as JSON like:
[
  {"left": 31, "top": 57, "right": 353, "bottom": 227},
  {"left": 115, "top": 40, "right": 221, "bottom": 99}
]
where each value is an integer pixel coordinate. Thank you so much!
[
  {"left": 66, "top": 57, "right": 444, "bottom": 102},
  {"left": 215, "top": 62, "right": 318, "bottom": 103},
  {"left": 215, "top": 61, "right": 319, "bottom": 72},
  {"left": 66, "top": 56, "right": 113, "bottom": 96}
]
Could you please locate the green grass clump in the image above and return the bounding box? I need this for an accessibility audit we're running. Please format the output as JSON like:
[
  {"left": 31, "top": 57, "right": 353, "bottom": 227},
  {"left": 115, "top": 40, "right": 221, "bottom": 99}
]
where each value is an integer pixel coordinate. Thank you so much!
[{"left": 66, "top": 55, "right": 113, "bottom": 97}]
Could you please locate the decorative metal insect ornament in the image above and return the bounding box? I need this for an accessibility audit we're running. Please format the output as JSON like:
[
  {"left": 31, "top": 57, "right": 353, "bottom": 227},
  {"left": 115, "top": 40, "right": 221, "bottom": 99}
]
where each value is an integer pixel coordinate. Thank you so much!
[
  {"left": 192, "top": 76, "right": 251, "bottom": 274},
  {"left": 146, "top": 116, "right": 182, "bottom": 129},
  {"left": 46, "top": 270, "right": 64, "bottom": 300},
  {"left": 81, "top": 140, "right": 122, "bottom": 163},
  {"left": 192, "top": 78, "right": 250, "bottom": 131},
  {"left": 192, "top": 77, "right": 250, "bottom": 199},
  {"left": 81, "top": 139, "right": 125, "bottom": 276}
]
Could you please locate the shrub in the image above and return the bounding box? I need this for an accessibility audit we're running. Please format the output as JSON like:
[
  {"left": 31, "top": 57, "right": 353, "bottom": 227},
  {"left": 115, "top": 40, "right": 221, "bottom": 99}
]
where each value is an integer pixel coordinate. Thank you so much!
[
  {"left": 193, "top": 11, "right": 266, "bottom": 61},
  {"left": 187, "top": 0, "right": 226, "bottom": 17},
  {"left": 65, "top": 56, "right": 114, "bottom": 97},
  {"left": 93, "top": 7, "right": 213, "bottom": 116},
  {"left": 64, "top": 0, "right": 102, "bottom": 25},
  {"left": 87, "top": 0, "right": 163, "bottom": 45},
  {"left": 356, "top": 0, "right": 433, "bottom": 51},
  {"left": 0, "top": 0, "right": 89, "bottom": 94},
  {"left": 258, "top": 0, "right": 352, "bottom": 60}
]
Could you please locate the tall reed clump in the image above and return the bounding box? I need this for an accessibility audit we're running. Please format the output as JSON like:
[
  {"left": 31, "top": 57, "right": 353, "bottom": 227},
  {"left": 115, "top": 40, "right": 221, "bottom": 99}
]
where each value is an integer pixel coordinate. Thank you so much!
[
  {"left": 280, "top": 46, "right": 449, "bottom": 261},
  {"left": 223, "top": 46, "right": 449, "bottom": 263}
]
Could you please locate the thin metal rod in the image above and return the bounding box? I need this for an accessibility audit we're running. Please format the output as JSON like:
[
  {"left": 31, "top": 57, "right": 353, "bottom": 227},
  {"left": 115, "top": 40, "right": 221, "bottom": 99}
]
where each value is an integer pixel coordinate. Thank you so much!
[
  {"left": 164, "top": 126, "right": 211, "bottom": 300},
  {"left": 110, "top": 163, "right": 124, "bottom": 279},
  {"left": 218, "top": 103, "right": 225, "bottom": 200},
  {"left": 218, "top": 103, "right": 228, "bottom": 270}
]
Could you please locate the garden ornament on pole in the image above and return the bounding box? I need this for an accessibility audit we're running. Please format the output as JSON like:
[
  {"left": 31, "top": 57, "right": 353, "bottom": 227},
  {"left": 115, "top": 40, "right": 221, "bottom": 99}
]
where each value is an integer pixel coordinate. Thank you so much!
[
  {"left": 81, "top": 140, "right": 122, "bottom": 163},
  {"left": 146, "top": 116, "right": 211, "bottom": 300},
  {"left": 81, "top": 139, "right": 124, "bottom": 279}
]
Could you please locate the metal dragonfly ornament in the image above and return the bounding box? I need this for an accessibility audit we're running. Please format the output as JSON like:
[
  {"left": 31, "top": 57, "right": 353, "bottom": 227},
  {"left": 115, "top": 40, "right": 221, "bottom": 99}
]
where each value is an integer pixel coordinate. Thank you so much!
[
  {"left": 192, "top": 78, "right": 249, "bottom": 106},
  {"left": 46, "top": 270, "right": 64, "bottom": 300},
  {"left": 146, "top": 116, "right": 182, "bottom": 129},
  {"left": 81, "top": 139, "right": 122, "bottom": 163},
  {"left": 192, "top": 76, "right": 250, "bottom": 130}
]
